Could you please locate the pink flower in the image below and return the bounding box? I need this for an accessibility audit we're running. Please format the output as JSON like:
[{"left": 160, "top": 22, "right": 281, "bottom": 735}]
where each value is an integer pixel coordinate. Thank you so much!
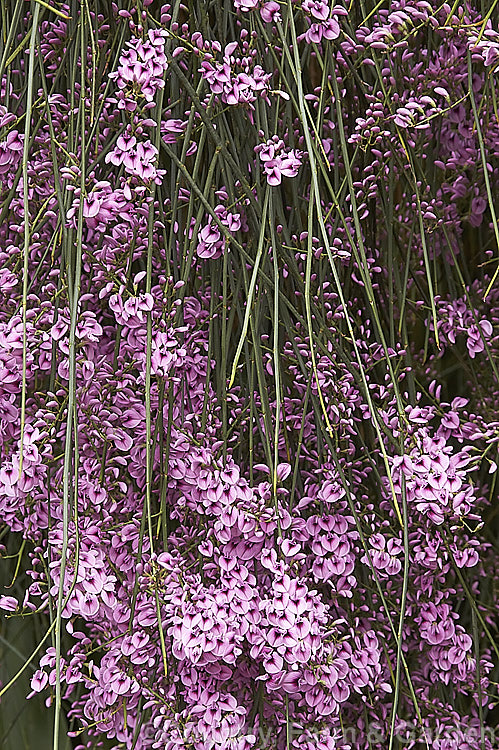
[
  {"left": 30, "top": 670, "right": 49, "bottom": 693},
  {"left": 0, "top": 595, "right": 18, "bottom": 611},
  {"left": 260, "top": 1, "right": 281, "bottom": 23},
  {"left": 255, "top": 137, "right": 303, "bottom": 185}
]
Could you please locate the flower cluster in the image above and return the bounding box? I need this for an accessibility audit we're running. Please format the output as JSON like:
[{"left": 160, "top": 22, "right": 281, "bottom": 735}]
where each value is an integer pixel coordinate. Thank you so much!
[
  {"left": 436, "top": 294, "right": 494, "bottom": 358},
  {"left": 255, "top": 135, "right": 303, "bottom": 185},
  {"left": 106, "top": 135, "right": 164, "bottom": 184},
  {"left": 110, "top": 29, "right": 169, "bottom": 110},
  {"left": 391, "top": 430, "right": 477, "bottom": 525},
  {"left": 299, "top": 1, "right": 347, "bottom": 45},
  {"left": 196, "top": 204, "right": 243, "bottom": 260},
  {"left": 200, "top": 40, "right": 273, "bottom": 107},
  {"left": 0, "top": 108, "right": 23, "bottom": 179}
]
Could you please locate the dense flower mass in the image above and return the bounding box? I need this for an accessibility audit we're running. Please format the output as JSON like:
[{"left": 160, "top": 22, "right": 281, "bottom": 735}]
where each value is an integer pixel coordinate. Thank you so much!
[{"left": 0, "top": 2, "right": 499, "bottom": 750}]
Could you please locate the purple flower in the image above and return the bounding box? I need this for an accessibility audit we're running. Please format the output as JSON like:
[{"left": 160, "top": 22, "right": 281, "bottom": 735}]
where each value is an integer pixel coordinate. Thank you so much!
[
  {"left": 0, "top": 595, "right": 18, "bottom": 611},
  {"left": 260, "top": 1, "right": 281, "bottom": 23},
  {"left": 234, "top": 0, "right": 259, "bottom": 12},
  {"left": 0, "top": 127, "right": 23, "bottom": 174},
  {"left": 110, "top": 29, "right": 168, "bottom": 108},
  {"left": 255, "top": 136, "right": 303, "bottom": 185},
  {"left": 30, "top": 669, "right": 49, "bottom": 693},
  {"left": 200, "top": 42, "right": 272, "bottom": 106},
  {"left": 302, "top": 0, "right": 330, "bottom": 22}
]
